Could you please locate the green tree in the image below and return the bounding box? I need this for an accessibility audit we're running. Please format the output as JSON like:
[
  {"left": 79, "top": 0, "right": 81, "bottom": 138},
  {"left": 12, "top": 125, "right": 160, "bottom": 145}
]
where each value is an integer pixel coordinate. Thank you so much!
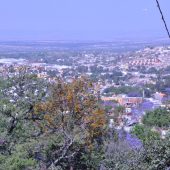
[
  {"left": 143, "top": 108, "right": 170, "bottom": 128},
  {"left": 144, "top": 138, "right": 170, "bottom": 170},
  {"left": 0, "top": 69, "right": 48, "bottom": 170},
  {"left": 132, "top": 124, "right": 160, "bottom": 143}
]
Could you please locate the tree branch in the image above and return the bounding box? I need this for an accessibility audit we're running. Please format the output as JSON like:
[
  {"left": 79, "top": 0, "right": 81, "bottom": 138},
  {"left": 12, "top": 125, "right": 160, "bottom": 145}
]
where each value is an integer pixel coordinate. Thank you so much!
[{"left": 53, "top": 138, "right": 74, "bottom": 165}]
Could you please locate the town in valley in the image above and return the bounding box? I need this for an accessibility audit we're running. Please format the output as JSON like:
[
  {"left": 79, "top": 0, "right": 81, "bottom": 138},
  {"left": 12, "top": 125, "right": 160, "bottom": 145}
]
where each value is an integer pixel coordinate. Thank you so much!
[{"left": 0, "top": 40, "right": 170, "bottom": 138}]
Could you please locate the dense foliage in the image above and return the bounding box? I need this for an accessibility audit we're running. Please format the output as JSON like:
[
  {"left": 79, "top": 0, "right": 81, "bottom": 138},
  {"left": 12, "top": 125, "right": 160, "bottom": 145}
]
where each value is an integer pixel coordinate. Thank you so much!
[
  {"left": 143, "top": 108, "right": 170, "bottom": 128},
  {"left": 103, "top": 86, "right": 142, "bottom": 96},
  {"left": 33, "top": 77, "right": 106, "bottom": 169},
  {"left": 0, "top": 74, "right": 107, "bottom": 169},
  {"left": 132, "top": 124, "right": 160, "bottom": 143},
  {"left": 0, "top": 73, "right": 169, "bottom": 169}
]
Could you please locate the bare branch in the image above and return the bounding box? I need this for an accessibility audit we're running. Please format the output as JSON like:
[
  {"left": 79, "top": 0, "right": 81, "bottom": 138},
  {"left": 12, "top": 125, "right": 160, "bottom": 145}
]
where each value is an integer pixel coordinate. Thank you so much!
[{"left": 53, "top": 138, "right": 74, "bottom": 165}]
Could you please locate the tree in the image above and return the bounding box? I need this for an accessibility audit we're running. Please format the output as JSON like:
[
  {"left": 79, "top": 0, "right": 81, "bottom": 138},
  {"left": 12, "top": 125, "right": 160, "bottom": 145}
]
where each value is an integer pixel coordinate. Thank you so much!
[
  {"left": 0, "top": 67, "right": 47, "bottom": 135},
  {"left": 102, "top": 136, "right": 170, "bottom": 170},
  {"left": 144, "top": 137, "right": 170, "bottom": 170},
  {"left": 0, "top": 74, "right": 106, "bottom": 169},
  {"left": 143, "top": 108, "right": 170, "bottom": 128},
  {"left": 33, "top": 77, "right": 106, "bottom": 169},
  {"left": 0, "top": 68, "right": 48, "bottom": 170},
  {"left": 101, "top": 130, "right": 144, "bottom": 170},
  {"left": 132, "top": 125, "right": 160, "bottom": 144}
]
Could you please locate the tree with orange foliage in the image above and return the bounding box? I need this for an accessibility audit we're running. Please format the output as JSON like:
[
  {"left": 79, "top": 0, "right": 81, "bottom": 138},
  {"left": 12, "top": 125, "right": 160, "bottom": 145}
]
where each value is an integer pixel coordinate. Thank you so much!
[{"left": 33, "top": 77, "right": 107, "bottom": 169}]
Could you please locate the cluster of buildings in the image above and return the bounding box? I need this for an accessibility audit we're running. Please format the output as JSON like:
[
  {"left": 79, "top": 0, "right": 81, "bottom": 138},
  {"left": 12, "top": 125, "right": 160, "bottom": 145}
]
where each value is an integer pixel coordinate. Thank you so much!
[
  {"left": 102, "top": 95, "right": 143, "bottom": 107},
  {"left": 0, "top": 58, "right": 71, "bottom": 81},
  {"left": 122, "top": 46, "right": 170, "bottom": 69},
  {"left": 128, "top": 58, "right": 161, "bottom": 66},
  {"left": 102, "top": 91, "right": 170, "bottom": 138}
]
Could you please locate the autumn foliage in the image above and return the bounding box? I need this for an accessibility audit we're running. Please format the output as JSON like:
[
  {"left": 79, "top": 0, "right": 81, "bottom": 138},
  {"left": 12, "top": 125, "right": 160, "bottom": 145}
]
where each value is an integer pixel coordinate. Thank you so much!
[{"left": 32, "top": 77, "right": 106, "bottom": 168}]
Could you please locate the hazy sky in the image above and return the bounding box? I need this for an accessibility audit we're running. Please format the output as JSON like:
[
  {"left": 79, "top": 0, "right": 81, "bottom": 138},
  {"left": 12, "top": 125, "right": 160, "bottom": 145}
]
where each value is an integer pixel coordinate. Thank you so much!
[{"left": 0, "top": 0, "right": 170, "bottom": 41}]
